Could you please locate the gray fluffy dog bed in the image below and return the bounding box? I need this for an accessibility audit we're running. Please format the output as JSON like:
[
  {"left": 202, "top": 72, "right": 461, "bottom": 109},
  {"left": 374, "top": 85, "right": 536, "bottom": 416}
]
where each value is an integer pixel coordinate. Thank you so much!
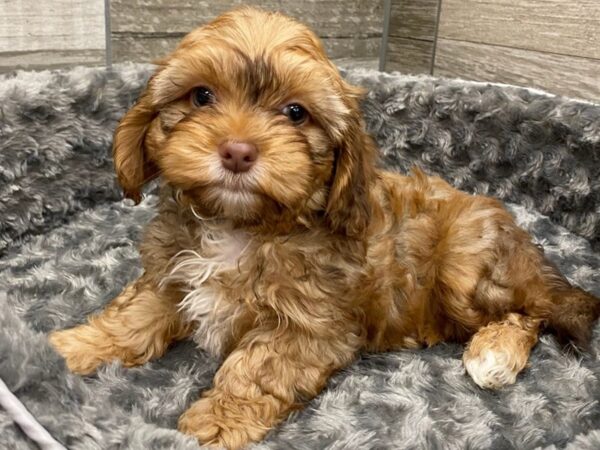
[{"left": 1, "top": 63, "right": 599, "bottom": 449}]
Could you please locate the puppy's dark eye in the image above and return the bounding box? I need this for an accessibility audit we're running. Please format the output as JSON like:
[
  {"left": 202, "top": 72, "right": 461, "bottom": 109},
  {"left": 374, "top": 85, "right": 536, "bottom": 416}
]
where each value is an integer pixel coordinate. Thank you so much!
[
  {"left": 282, "top": 104, "right": 308, "bottom": 124},
  {"left": 191, "top": 86, "right": 215, "bottom": 107}
]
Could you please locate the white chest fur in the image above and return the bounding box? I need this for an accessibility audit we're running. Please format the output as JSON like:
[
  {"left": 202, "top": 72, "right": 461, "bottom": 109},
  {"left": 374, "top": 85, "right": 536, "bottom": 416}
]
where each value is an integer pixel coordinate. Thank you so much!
[{"left": 162, "top": 225, "right": 250, "bottom": 356}]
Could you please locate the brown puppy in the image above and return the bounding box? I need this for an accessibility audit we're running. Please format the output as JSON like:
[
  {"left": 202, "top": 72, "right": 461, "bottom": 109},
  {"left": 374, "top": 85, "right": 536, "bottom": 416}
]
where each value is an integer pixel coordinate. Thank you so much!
[{"left": 50, "top": 7, "right": 600, "bottom": 449}]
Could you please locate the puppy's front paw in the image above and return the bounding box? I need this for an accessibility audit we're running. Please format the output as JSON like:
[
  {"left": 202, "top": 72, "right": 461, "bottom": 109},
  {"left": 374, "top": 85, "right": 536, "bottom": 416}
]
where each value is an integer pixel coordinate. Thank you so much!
[
  {"left": 178, "top": 391, "right": 272, "bottom": 449},
  {"left": 49, "top": 327, "right": 115, "bottom": 375}
]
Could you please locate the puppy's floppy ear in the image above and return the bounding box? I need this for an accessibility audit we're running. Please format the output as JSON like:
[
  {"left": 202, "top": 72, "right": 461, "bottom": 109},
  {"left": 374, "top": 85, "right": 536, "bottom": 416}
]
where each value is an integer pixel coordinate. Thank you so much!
[
  {"left": 326, "top": 82, "right": 376, "bottom": 238},
  {"left": 112, "top": 71, "right": 162, "bottom": 203}
]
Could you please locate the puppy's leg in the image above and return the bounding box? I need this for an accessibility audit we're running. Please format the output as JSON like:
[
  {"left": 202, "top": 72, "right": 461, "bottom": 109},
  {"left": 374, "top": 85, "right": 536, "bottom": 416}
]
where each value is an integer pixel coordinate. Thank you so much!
[
  {"left": 463, "top": 313, "right": 541, "bottom": 389},
  {"left": 178, "top": 324, "right": 359, "bottom": 449},
  {"left": 49, "top": 276, "right": 191, "bottom": 375}
]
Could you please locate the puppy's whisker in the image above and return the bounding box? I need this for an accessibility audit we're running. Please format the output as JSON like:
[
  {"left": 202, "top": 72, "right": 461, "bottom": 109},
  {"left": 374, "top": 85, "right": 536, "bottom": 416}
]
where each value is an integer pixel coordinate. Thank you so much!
[
  {"left": 190, "top": 205, "right": 209, "bottom": 222},
  {"left": 135, "top": 167, "right": 164, "bottom": 191},
  {"left": 168, "top": 76, "right": 185, "bottom": 89}
]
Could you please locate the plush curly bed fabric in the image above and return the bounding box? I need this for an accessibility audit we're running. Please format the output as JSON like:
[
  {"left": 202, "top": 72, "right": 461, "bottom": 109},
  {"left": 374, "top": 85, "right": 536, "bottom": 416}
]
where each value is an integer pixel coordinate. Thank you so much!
[{"left": 1, "top": 63, "right": 599, "bottom": 449}]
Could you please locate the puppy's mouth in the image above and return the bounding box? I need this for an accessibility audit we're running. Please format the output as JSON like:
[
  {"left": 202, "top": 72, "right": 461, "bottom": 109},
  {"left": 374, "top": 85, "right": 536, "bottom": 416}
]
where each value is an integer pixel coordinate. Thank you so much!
[
  {"left": 210, "top": 172, "right": 261, "bottom": 195},
  {"left": 220, "top": 179, "right": 257, "bottom": 194}
]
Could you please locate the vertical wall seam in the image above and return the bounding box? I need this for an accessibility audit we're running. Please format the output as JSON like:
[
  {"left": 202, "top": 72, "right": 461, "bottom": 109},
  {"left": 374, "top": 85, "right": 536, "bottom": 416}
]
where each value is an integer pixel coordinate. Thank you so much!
[
  {"left": 430, "top": 0, "right": 443, "bottom": 75},
  {"left": 379, "top": 0, "right": 392, "bottom": 71},
  {"left": 104, "top": 0, "right": 112, "bottom": 68}
]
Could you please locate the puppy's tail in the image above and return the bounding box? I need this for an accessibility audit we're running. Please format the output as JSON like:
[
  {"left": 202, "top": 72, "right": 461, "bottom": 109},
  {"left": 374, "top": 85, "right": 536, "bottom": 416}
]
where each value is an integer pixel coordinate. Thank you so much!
[{"left": 544, "top": 264, "right": 600, "bottom": 350}]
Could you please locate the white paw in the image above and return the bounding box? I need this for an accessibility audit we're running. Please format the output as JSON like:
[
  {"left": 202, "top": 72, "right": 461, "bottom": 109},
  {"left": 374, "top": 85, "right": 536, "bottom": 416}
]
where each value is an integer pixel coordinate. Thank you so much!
[{"left": 464, "top": 349, "right": 518, "bottom": 389}]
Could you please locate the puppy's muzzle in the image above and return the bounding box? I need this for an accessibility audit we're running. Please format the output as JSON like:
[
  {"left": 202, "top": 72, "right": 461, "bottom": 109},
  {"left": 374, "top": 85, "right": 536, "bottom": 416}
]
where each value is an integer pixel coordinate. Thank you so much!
[{"left": 218, "top": 141, "right": 258, "bottom": 173}]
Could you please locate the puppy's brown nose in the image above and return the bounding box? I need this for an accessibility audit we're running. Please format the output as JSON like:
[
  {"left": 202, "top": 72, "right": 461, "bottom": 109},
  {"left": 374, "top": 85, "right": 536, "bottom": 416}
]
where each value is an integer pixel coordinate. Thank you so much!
[{"left": 218, "top": 141, "right": 258, "bottom": 173}]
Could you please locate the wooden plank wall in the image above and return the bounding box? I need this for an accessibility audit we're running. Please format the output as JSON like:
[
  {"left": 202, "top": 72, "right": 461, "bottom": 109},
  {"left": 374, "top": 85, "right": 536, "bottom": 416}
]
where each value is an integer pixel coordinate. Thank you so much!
[
  {"left": 386, "top": 0, "right": 600, "bottom": 102},
  {"left": 110, "top": 0, "right": 383, "bottom": 64},
  {"left": 0, "top": 0, "right": 106, "bottom": 72},
  {"left": 384, "top": 0, "right": 439, "bottom": 74},
  {"left": 3, "top": 0, "right": 598, "bottom": 103},
  {"left": 0, "top": 0, "right": 383, "bottom": 72}
]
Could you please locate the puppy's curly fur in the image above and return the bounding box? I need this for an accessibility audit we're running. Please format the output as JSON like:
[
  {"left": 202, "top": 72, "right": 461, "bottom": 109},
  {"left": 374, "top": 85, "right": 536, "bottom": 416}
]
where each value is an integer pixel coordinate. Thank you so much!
[{"left": 50, "top": 7, "right": 600, "bottom": 449}]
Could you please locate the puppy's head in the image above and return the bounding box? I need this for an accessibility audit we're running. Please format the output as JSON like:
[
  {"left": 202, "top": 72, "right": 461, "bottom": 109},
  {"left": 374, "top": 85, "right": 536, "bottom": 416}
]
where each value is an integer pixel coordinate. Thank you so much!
[{"left": 113, "top": 7, "right": 375, "bottom": 236}]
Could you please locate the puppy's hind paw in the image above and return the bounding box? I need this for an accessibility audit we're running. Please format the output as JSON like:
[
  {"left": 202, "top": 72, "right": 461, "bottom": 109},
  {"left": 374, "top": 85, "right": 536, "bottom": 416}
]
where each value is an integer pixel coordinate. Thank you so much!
[
  {"left": 463, "top": 348, "right": 519, "bottom": 389},
  {"left": 463, "top": 315, "right": 539, "bottom": 389}
]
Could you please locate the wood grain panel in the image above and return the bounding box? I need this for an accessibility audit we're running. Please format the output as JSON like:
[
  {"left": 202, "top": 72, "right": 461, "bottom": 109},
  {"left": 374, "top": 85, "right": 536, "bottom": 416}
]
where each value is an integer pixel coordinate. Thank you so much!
[
  {"left": 0, "top": 0, "right": 105, "bottom": 71},
  {"left": 434, "top": 39, "right": 600, "bottom": 102},
  {"left": 389, "top": 0, "right": 438, "bottom": 40},
  {"left": 0, "top": 49, "right": 106, "bottom": 72},
  {"left": 112, "top": 33, "right": 382, "bottom": 63},
  {"left": 110, "top": 0, "right": 383, "bottom": 63},
  {"left": 386, "top": 37, "right": 434, "bottom": 74},
  {"left": 111, "top": 34, "right": 183, "bottom": 64},
  {"left": 438, "top": 0, "right": 600, "bottom": 60},
  {"left": 110, "top": 0, "right": 383, "bottom": 35}
]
